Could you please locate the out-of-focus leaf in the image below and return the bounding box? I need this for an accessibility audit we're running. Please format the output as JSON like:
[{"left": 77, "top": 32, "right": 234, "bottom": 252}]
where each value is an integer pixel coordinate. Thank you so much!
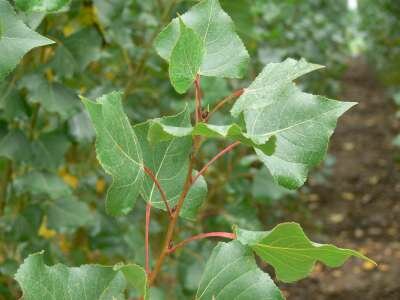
[
  {"left": 169, "top": 19, "right": 204, "bottom": 94},
  {"left": 155, "top": 0, "right": 249, "bottom": 79},
  {"left": 31, "top": 131, "right": 70, "bottom": 170},
  {"left": 0, "top": 129, "right": 31, "bottom": 162},
  {"left": 68, "top": 110, "right": 95, "bottom": 142},
  {"left": 196, "top": 241, "right": 283, "bottom": 299},
  {"left": 14, "top": 171, "right": 72, "bottom": 199},
  {"left": 21, "top": 74, "right": 80, "bottom": 120},
  {"left": 231, "top": 58, "right": 356, "bottom": 189},
  {"left": 0, "top": 85, "right": 29, "bottom": 121},
  {"left": 236, "top": 223, "right": 375, "bottom": 283},
  {"left": 252, "top": 167, "right": 295, "bottom": 203},
  {"left": 0, "top": 0, "right": 53, "bottom": 81},
  {"left": 50, "top": 28, "right": 102, "bottom": 78},
  {"left": 82, "top": 91, "right": 144, "bottom": 216},
  {"left": 15, "top": 0, "right": 70, "bottom": 12},
  {"left": 47, "top": 197, "right": 92, "bottom": 232}
]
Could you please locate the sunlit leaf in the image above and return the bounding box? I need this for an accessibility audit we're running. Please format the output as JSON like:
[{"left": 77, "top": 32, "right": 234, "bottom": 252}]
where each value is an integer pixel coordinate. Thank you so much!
[
  {"left": 236, "top": 222, "right": 375, "bottom": 283},
  {"left": 155, "top": 0, "right": 249, "bottom": 79},
  {"left": 231, "top": 58, "right": 356, "bottom": 189},
  {"left": 15, "top": 0, "right": 70, "bottom": 12}
]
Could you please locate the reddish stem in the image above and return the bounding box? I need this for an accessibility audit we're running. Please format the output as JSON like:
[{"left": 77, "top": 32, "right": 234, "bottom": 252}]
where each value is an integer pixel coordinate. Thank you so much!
[
  {"left": 192, "top": 141, "right": 241, "bottom": 184},
  {"left": 205, "top": 89, "right": 244, "bottom": 122},
  {"left": 194, "top": 74, "right": 202, "bottom": 123},
  {"left": 167, "top": 232, "right": 236, "bottom": 253},
  {"left": 145, "top": 202, "right": 151, "bottom": 275},
  {"left": 143, "top": 166, "right": 172, "bottom": 217}
]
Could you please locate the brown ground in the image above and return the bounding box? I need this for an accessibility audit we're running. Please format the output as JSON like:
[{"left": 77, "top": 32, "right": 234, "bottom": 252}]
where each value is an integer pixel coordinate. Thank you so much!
[{"left": 279, "top": 59, "right": 400, "bottom": 299}]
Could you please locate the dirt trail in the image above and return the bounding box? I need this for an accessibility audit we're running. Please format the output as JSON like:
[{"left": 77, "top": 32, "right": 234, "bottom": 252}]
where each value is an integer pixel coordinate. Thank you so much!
[{"left": 282, "top": 58, "right": 400, "bottom": 299}]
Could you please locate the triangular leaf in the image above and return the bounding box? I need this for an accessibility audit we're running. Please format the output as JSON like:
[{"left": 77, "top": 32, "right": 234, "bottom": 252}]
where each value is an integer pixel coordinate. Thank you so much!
[
  {"left": 236, "top": 222, "right": 375, "bottom": 283},
  {"left": 169, "top": 19, "right": 204, "bottom": 94},
  {"left": 82, "top": 91, "right": 144, "bottom": 216},
  {"left": 155, "top": 0, "right": 249, "bottom": 79},
  {"left": 196, "top": 241, "right": 283, "bottom": 300},
  {"left": 231, "top": 58, "right": 356, "bottom": 189},
  {"left": 0, "top": 0, "right": 54, "bottom": 81}
]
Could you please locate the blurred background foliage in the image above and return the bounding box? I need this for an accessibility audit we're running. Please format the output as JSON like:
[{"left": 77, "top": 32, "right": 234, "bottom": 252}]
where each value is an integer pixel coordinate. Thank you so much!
[{"left": 0, "top": 0, "right": 399, "bottom": 299}]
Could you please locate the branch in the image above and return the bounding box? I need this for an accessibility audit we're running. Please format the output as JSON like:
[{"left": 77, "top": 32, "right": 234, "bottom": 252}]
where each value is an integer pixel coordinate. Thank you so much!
[
  {"left": 192, "top": 141, "right": 241, "bottom": 184},
  {"left": 167, "top": 232, "right": 236, "bottom": 254},
  {"left": 145, "top": 202, "right": 152, "bottom": 275},
  {"left": 205, "top": 89, "right": 244, "bottom": 122},
  {"left": 143, "top": 166, "right": 173, "bottom": 217}
]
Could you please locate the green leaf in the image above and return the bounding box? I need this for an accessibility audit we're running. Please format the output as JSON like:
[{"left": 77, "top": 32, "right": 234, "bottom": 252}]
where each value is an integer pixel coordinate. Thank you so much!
[
  {"left": 0, "top": 0, "right": 53, "bottom": 81},
  {"left": 15, "top": 251, "right": 147, "bottom": 300},
  {"left": 0, "top": 129, "right": 31, "bottom": 163},
  {"left": 236, "top": 222, "right": 375, "bottom": 283},
  {"left": 134, "top": 108, "right": 207, "bottom": 220},
  {"left": 251, "top": 167, "right": 295, "bottom": 203},
  {"left": 47, "top": 197, "right": 93, "bottom": 232},
  {"left": 148, "top": 119, "right": 276, "bottom": 156},
  {"left": 14, "top": 171, "right": 72, "bottom": 199},
  {"left": 82, "top": 91, "right": 144, "bottom": 216},
  {"left": 31, "top": 131, "right": 70, "bottom": 171},
  {"left": 169, "top": 19, "right": 204, "bottom": 94},
  {"left": 114, "top": 263, "right": 147, "bottom": 298},
  {"left": 196, "top": 241, "right": 283, "bottom": 300},
  {"left": 21, "top": 74, "right": 81, "bottom": 120},
  {"left": 15, "top": 0, "right": 70, "bottom": 12},
  {"left": 68, "top": 111, "right": 96, "bottom": 143},
  {"left": 231, "top": 58, "right": 357, "bottom": 189},
  {"left": 155, "top": 0, "right": 249, "bottom": 79},
  {"left": 50, "top": 28, "right": 102, "bottom": 78}
]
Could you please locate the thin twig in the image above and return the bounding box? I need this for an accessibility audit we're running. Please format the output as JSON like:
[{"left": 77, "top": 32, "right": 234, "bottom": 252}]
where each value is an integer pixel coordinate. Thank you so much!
[
  {"left": 149, "top": 158, "right": 194, "bottom": 285},
  {"left": 192, "top": 141, "right": 241, "bottom": 184},
  {"left": 143, "top": 166, "right": 173, "bottom": 217},
  {"left": 194, "top": 74, "right": 202, "bottom": 123},
  {"left": 167, "top": 232, "right": 236, "bottom": 253},
  {"left": 205, "top": 89, "right": 244, "bottom": 122},
  {"left": 145, "top": 202, "right": 152, "bottom": 275}
]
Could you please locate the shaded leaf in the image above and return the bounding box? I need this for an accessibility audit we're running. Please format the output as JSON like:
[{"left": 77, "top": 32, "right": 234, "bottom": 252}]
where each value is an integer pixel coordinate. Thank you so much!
[
  {"left": 0, "top": 0, "right": 53, "bottom": 81},
  {"left": 148, "top": 119, "right": 275, "bottom": 156},
  {"left": 114, "top": 263, "right": 147, "bottom": 298},
  {"left": 155, "top": 0, "right": 249, "bottom": 79},
  {"left": 236, "top": 222, "right": 375, "bottom": 283},
  {"left": 50, "top": 28, "right": 102, "bottom": 78},
  {"left": 31, "top": 131, "right": 70, "bottom": 170},
  {"left": 231, "top": 58, "right": 356, "bottom": 189},
  {"left": 15, "top": 0, "right": 70, "bottom": 12},
  {"left": 196, "top": 241, "right": 283, "bottom": 299},
  {"left": 21, "top": 74, "right": 81, "bottom": 120},
  {"left": 0, "top": 129, "right": 31, "bottom": 163},
  {"left": 134, "top": 108, "right": 207, "bottom": 220},
  {"left": 14, "top": 171, "right": 72, "bottom": 199},
  {"left": 47, "top": 197, "right": 93, "bottom": 232},
  {"left": 82, "top": 91, "right": 144, "bottom": 216}
]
